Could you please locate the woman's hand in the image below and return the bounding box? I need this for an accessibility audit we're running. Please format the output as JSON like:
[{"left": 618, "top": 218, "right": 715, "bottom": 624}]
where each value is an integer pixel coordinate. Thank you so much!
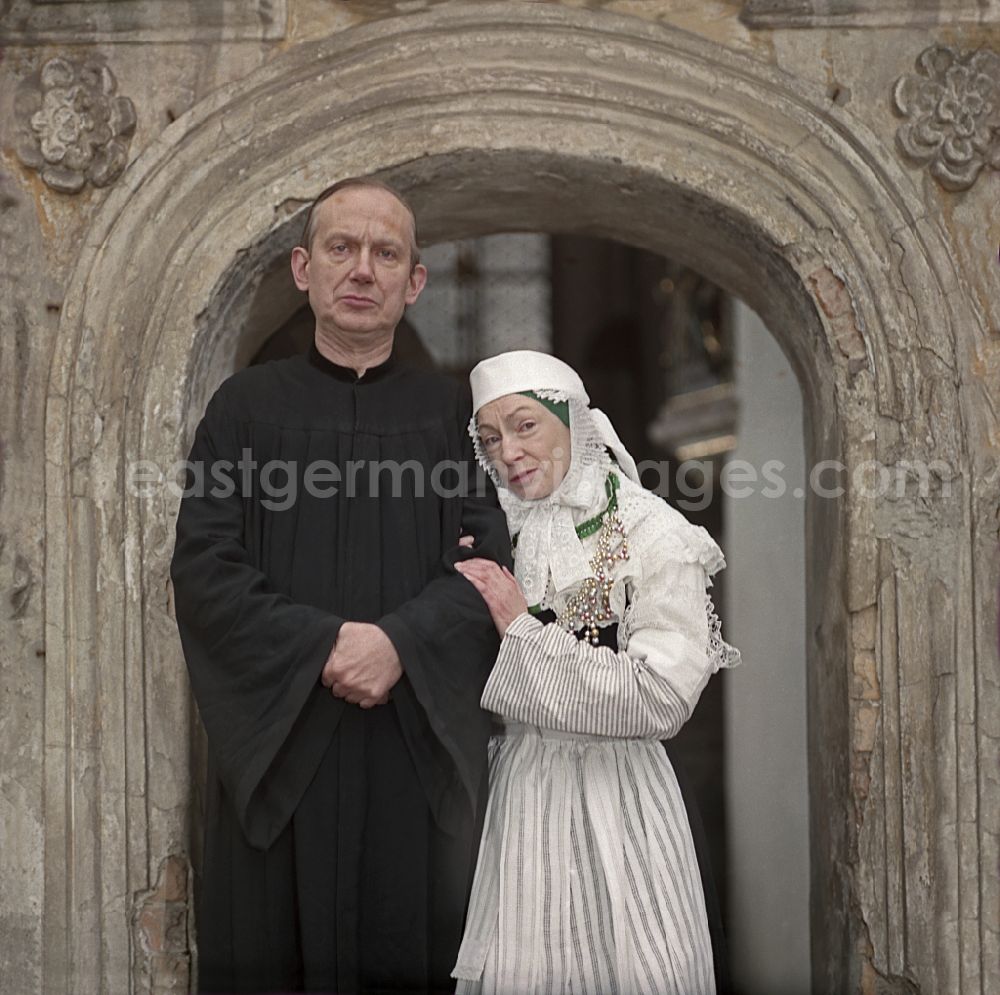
[{"left": 455, "top": 558, "right": 529, "bottom": 636}]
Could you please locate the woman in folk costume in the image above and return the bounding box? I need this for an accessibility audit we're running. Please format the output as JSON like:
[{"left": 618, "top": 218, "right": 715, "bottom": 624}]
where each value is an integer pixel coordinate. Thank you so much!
[{"left": 451, "top": 350, "right": 740, "bottom": 995}]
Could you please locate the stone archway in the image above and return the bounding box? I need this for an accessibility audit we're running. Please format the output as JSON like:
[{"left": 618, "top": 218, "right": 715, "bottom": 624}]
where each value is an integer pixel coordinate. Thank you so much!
[{"left": 43, "top": 4, "right": 991, "bottom": 992}]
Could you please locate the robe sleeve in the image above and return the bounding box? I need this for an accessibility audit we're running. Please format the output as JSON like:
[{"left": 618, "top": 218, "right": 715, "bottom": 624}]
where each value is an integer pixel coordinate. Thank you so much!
[
  {"left": 170, "top": 387, "right": 345, "bottom": 849},
  {"left": 479, "top": 535, "right": 735, "bottom": 740},
  {"left": 376, "top": 391, "right": 512, "bottom": 825}
]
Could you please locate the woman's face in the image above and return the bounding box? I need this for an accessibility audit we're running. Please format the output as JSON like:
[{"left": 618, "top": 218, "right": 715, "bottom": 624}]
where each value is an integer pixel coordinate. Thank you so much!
[{"left": 476, "top": 394, "right": 572, "bottom": 500}]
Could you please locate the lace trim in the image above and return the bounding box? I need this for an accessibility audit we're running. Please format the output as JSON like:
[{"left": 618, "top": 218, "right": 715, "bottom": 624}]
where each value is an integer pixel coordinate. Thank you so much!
[
  {"left": 620, "top": 590, "right": 740, "bottom": 671},
  {"left": 512, "top": 472, "right": 619, "bottom": 551},
  {"left": 616, "top": 485, "right": 724, "bottom": 576},
  {"left": 531, "top": 387, "right": 571, "bottom": 403},
  {"left": 706, "top": 592, "right": 741, "bottom": 670},
  {"left": 615, "top": 479, "right": 739, "bottom": 671}
]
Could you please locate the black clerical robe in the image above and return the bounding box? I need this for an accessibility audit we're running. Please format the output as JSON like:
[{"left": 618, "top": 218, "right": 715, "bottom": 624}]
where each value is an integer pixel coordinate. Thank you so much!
[{"left": 170, "top": 344, "right": 510, "bottom": 994}]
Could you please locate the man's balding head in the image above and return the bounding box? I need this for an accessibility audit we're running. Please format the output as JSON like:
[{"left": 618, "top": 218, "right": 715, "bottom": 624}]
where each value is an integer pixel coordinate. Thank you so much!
[{"left": 300, "top": 177, "right": 421, "bottom": 269}]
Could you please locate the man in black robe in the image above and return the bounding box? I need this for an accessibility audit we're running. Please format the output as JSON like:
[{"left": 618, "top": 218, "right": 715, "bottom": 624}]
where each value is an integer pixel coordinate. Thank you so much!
[{"left": 170, "top": 178, "right": 510, "bottom": 994}]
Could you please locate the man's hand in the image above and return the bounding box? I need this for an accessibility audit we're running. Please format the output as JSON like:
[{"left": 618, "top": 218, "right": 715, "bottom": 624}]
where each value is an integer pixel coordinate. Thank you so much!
[
  {"left": 321, "top": 622, "right": 402, "bottom": 708},
  {"left": 454, "top": 558, "right": 529, "bottom": 636}
]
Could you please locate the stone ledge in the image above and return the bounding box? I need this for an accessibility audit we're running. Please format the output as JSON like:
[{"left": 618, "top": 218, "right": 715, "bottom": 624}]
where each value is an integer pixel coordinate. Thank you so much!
[
  {"left": 741, "top": 0, "right": 1000, "bottom": 29},
  {"left": 0, "top": 0, "right": 286, "bottom": 44}
]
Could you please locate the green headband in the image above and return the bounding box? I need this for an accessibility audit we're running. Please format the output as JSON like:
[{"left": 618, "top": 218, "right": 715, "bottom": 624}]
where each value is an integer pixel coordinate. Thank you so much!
[{"left": 518, "top": 391, "right": 570, "bottom": 426}]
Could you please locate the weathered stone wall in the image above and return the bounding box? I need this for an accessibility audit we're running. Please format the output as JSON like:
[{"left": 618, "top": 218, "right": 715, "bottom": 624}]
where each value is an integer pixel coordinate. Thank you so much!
[
  {"left": 0, "top": 149, "right": 53, "bottom": 995},
  {"left": 0, "top": 3, "right": 996, "bottom": 993}
]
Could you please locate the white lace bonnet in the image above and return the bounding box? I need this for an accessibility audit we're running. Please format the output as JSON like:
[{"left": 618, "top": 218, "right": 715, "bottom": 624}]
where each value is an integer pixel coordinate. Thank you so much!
[{"left": 468, "top": 350, "right": 640, "bottom": 484}]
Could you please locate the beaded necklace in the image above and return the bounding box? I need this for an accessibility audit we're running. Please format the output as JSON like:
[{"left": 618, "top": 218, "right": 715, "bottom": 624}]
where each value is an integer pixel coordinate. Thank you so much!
[{"left": 516, "top": 473, "right": 630, "bottom": 644}]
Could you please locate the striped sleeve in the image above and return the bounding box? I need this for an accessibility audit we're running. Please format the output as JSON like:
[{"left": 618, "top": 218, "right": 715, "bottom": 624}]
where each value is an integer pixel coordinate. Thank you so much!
[{"left": 480, "top": 560, "right": 713, "bottom": 739}]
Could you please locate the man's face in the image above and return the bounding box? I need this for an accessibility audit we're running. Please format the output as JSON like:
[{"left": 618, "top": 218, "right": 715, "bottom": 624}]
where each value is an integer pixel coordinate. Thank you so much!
[{"left": 291, "top": 186, "right": 427, "bottom": 341}]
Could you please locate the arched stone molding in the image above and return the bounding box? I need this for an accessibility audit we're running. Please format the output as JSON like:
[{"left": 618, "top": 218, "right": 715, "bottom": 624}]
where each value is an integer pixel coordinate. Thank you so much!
[{"left": 42, "top": 4, "right": 996, "bottom": 992}]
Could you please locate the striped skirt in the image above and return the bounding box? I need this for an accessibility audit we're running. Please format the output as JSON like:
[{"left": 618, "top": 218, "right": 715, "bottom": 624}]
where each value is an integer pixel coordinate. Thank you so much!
[{"left": 453, "top": 723, "right": 716, "bottom": 995}]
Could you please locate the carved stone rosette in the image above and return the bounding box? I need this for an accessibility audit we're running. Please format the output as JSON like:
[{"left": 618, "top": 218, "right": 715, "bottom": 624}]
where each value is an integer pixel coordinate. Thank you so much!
[
  {"left": 893, "top": 45, "right": 1000, "bottom": 192},
  {"left": 14, "top": 56, "right": 137, "bottom": 194}
]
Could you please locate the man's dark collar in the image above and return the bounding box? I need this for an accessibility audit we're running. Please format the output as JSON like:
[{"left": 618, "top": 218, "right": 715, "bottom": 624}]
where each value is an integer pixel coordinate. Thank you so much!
[{"left": 307, "top": 340, "right": 397, "bottom": 384}]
